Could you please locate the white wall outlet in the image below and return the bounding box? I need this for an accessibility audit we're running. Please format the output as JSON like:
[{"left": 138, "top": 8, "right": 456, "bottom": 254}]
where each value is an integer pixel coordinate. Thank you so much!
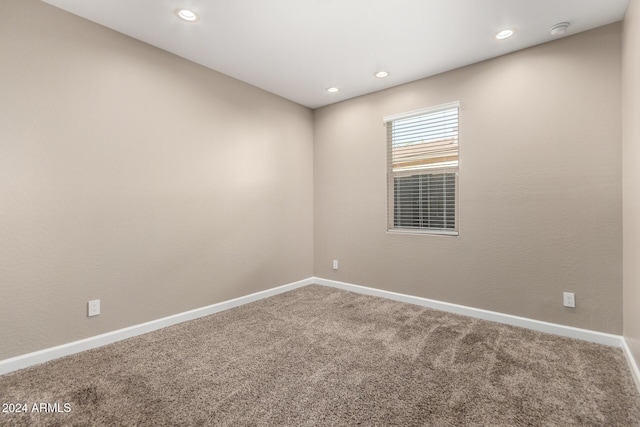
[
  {"left": 563, "top": 292, "right": 575, "bottom": 308},
  {"left": 88, "top": 299, "right": 100, "bottom": 317},
  {"left": 332, "top": 260, "right": 339, "bottom": 270}
]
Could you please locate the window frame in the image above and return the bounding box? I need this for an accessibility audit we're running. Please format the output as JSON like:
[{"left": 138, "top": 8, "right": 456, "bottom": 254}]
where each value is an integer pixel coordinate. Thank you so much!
[{"left": 384, "top": 101, "right": 460, "bottom": 236}]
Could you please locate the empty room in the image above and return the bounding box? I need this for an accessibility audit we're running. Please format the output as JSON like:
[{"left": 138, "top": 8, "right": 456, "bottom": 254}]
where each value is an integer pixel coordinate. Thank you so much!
[{"left": 1, "top": 0, "right": 640, "bottom": 425}]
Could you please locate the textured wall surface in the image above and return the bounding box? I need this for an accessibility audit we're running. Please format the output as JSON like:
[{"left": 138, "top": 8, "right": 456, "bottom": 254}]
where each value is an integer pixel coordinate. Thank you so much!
[
  {"left": 623, "top": 0, "right": 640, "bottom": 367},
  {"left": 0, "top": 0, "right": 314, "bottom": 360},
  {"left": 314, "top": 24, "right": 623, "bottom": 334}
]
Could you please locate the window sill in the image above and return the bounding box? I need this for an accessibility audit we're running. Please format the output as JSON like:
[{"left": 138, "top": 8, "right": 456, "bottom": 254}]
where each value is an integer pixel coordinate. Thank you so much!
[{"left": 386, "top": 228, "right": 459, "bottom": 237}]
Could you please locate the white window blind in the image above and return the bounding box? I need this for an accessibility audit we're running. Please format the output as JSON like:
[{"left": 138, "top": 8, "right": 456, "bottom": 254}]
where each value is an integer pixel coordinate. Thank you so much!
[{"left": 384, "top": 102, "right": 459, "bottom": 234}]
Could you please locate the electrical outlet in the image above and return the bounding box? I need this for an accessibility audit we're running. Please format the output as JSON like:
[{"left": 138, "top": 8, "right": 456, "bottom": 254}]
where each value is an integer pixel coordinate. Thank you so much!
[
  {"left": 563, "top": 292, "right": 575, "bottom": 308},
  {"left": 332, "top": 260, "right": 339, "bottom": 270},
  {"left": 88, "top": 299, "right": 100, "bottom": 317}
]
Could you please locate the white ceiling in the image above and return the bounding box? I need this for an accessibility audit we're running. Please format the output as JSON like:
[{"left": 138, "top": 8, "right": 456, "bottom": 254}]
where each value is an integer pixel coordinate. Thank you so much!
[{"left": 41, "top": 0, "right": 628, "bottom": 109}]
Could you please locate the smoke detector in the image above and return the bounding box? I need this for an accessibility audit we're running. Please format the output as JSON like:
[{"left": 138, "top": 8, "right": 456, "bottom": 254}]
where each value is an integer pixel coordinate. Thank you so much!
[{"left": 550, "top": 22, "right": 570, "bottom": 37}]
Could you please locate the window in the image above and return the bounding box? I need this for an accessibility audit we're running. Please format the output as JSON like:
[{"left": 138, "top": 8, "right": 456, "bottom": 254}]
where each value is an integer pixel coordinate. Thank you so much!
[{"left": 384, "top": 102, "right": 459, "bottom": 235}]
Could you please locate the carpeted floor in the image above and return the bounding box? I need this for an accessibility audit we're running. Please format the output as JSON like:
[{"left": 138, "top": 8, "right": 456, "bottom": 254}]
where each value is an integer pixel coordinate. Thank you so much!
[{"left": 1, "top": 285, "right": 639, "bottom": 426}]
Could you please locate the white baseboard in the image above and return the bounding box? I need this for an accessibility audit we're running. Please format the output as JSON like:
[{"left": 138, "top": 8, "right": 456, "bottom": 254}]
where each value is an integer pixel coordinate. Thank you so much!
[
  {"left": 313, "top": 277, "right": 623, "bottom": 348},
  {"left": 3, "top": 275, "right": 638, "bottom": 395},
  {"left": 317, "top": 276, "right": 638, "bottom": 394},
  {"left": 622, "top": 338, "right": 640, "bottom": 393},
  {"left": 0, "top": 277, "right": 314, "bottom": 376}
]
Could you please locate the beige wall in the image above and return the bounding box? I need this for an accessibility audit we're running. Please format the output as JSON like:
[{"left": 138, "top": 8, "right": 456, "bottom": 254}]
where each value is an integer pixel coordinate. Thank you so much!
[
  {"left": 0, "top": 0, "right": 314, "bottom": 360},
  {"left": 314, "top": 24, "right": 623, "bottom": 334},
  {"left": 623, "top": 0, "right": 640, "bottom": 365}
]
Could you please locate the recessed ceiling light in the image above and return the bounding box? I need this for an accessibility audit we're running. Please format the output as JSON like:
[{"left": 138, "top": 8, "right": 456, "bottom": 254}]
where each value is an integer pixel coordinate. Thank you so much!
[
  {"left": 495, "top": 28, "right": 515, "bottom": 40},
  {"left": 374, "top": 71, "right": 390, "bottom": 78},
  {"left": 326, "top": 87, "right": 339, "bottom": 93},
  {"left": 550, "top": 22, "right": 570, "bottom": 37},
  {"left": 175, "top": 9, "right": 199, "bottom": 22}
]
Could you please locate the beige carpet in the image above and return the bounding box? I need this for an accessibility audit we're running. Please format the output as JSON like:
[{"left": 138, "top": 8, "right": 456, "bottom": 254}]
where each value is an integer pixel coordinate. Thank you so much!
[{"left": 1, "top": 285, "right": 639, "bottom": 426}]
